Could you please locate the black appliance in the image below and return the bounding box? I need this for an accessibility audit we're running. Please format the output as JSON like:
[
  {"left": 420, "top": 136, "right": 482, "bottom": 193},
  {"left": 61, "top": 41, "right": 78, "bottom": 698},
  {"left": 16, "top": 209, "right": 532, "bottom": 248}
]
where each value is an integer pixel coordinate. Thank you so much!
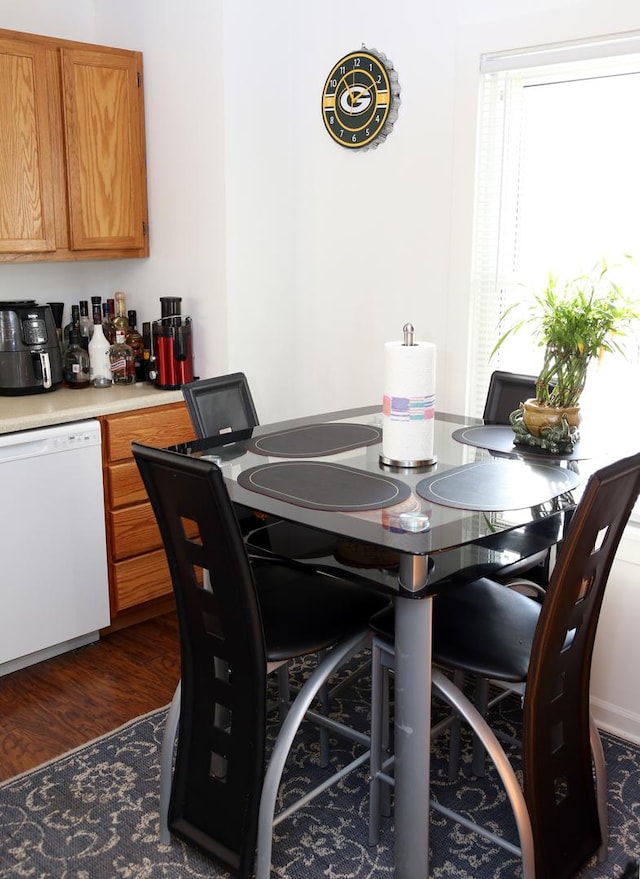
[
  {"left": 0, "top": 301, "right": 63, "bottom": 395},
  {"left": 149, "top": 296, "right": 195, "bottom": 390}
]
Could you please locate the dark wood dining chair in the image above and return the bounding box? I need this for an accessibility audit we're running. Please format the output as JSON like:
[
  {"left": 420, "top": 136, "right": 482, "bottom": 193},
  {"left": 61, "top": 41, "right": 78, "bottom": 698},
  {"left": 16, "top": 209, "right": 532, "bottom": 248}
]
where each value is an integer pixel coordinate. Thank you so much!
[
  {"left": 368, "top": 451, "right": 640, "bottom": 879},
  {"left": 132, "top": 442, "right": 388, "bottom": 879}
]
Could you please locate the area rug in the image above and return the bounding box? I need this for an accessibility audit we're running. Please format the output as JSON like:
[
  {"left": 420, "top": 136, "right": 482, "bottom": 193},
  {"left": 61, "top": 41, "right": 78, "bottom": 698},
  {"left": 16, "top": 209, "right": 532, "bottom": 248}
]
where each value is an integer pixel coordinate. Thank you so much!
[{"left": 1, "top": 662, "right": 638, "bottom": 879}]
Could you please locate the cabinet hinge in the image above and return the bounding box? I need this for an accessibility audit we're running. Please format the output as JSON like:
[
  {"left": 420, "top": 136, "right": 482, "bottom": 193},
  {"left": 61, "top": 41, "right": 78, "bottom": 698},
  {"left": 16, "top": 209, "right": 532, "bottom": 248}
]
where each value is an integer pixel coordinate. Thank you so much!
[
  {"left": 142, "top": 221, "right": 148, "bottom": 236},
  {"left": 137, "top": 71, "right": 142, "bottom": 87}
]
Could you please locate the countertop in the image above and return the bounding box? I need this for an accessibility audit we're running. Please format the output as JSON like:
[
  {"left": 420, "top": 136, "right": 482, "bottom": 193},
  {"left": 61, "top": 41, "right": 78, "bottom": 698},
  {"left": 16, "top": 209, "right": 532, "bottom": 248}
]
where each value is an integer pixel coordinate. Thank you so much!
[{"left": 0, "top": 384, "right": 185, "bottom": 434}]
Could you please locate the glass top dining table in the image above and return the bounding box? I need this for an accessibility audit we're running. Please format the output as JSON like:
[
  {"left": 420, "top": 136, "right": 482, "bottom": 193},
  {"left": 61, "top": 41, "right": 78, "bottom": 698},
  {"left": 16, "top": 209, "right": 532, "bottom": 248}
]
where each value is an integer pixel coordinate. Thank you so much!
[{"left": 168, "top": 404, "right": 581, "bottom": 879}]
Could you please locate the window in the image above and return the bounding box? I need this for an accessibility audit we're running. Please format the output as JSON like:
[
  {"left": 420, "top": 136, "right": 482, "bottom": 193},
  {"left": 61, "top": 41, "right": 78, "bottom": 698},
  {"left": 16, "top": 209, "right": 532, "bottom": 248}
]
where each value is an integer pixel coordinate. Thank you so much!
[{"left": 469, "top": 34, "right": 640, "bottom": 423}]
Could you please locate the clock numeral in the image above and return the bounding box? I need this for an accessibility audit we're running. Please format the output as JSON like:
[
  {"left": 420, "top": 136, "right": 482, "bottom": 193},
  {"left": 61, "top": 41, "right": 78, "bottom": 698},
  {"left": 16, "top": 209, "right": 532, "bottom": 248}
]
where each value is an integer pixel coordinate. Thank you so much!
[
  {"left": 354, "top": 57, "right": 361, "bottom": 67},
  {"left": 330, "top": 78, "right": 337, "bottom": 89},
  {"left": 365, "top": 128, "right": 370, "bottom": 136},
  {"left": 339, "top": 129, "right": 345, "bottom": 138},
  {"left": 352, "top": 134, "right": 357, "bottom": 142},
  {"left": 339, "top": 65, "right": 346, "bottom": 75},
  {"left": 329, "top": 115, "right": 335, "bottom": 125}
]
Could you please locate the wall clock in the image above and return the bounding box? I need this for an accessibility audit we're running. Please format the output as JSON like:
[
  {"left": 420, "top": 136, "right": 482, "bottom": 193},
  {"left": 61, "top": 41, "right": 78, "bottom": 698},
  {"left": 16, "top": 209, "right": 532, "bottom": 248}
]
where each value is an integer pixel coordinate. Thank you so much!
[{"left": 321, "top": 47, "right": 401, "bottom": 150}]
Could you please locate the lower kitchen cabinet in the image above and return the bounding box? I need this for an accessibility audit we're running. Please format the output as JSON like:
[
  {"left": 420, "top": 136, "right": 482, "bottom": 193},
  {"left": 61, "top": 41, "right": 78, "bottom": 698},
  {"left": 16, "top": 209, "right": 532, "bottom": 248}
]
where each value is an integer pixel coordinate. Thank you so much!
[{"left": 101, "top": 402, "right": 194, "bottom": 619}]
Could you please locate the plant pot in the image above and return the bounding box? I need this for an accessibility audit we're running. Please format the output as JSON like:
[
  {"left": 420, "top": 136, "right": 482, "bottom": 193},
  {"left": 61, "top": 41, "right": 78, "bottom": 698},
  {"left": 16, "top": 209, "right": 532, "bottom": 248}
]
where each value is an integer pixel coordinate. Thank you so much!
[
  {"left": 521, "top": 398, "right": 581, "bottom": 436},
  {"left": 510, "top": 398, "right": 581, "bottom": 454}
]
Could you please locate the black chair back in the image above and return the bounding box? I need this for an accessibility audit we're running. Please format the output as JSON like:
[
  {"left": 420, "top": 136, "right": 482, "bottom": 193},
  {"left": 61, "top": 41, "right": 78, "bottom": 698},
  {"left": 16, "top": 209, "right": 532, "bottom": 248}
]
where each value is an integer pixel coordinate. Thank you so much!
[
  {"left": 132, "top": 442, "right": 267, "bottom": 877},
  {"left": 182, "top": 372, "right": 259, "bottom": 438},
  {"left": 483, "top": 370, "right": 538, "bottom": 423},
  {"left": 522, "top": 452, "right": 640, "bottom": 879}
]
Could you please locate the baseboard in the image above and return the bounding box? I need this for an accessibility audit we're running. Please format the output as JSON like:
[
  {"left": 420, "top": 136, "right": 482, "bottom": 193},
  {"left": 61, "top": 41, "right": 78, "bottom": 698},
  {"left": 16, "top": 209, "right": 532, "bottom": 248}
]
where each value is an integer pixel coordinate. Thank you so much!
[
  {"left": 0, "top": 631, "right": 100, "bottom": 677},
  {"left": 591, "top": 695, "right": 640, "bottom": 746}
]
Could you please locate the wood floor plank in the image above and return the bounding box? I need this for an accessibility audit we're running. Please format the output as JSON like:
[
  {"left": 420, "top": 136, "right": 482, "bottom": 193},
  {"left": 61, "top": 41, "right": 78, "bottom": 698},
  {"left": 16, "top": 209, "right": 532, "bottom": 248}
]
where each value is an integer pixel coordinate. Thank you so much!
[{"left": 0, "top": 613, "right": 180, "bottom": 782}]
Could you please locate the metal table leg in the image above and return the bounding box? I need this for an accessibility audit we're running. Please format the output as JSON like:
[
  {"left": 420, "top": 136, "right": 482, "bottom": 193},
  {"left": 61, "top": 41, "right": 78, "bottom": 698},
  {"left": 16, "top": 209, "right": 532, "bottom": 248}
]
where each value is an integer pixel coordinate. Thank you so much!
[{"left": 394, "top": 554, "right": 432, "bottom": 879}]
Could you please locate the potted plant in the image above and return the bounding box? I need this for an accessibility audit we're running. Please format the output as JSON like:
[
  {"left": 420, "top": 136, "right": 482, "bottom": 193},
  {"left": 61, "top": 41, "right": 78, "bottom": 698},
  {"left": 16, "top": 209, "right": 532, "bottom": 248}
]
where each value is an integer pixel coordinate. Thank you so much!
[{"left": 492, "top": 259, "right": 640, "bottom": 452}]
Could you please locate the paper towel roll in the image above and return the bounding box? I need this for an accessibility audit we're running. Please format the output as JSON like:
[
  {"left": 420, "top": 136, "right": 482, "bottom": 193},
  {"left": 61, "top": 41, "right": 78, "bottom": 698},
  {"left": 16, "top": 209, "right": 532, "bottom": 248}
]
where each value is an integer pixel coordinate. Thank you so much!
[{"left": 381, "top": 340, "right": 437, "bottom": 466}]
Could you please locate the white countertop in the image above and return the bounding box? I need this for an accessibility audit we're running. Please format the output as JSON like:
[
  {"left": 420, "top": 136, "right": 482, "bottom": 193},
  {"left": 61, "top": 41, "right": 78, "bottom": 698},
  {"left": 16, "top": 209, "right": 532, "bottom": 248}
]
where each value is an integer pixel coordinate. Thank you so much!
[{"left": 0, "top": 384, "right": 185, "bottom": 434}]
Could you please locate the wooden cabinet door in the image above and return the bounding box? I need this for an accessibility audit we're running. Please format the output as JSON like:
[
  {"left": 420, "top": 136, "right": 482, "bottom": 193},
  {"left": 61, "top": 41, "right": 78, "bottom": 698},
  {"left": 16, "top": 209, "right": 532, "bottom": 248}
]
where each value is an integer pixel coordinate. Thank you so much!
[
  {"left": 61, "top": 48, "right": 147, "bottom": 251},
  {"left": 0, "top": 37, "right": 56, "bottom": 253}
]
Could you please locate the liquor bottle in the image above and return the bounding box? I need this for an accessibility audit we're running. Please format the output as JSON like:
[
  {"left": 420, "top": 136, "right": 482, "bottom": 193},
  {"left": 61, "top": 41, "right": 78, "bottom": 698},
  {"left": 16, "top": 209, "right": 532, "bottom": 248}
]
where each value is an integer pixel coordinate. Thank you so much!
[
  {"left": 90, "top": 296, "right": 102, "bottom": 337},
  {"left": 108, "top": 329, "right": 135, "bottom": 384},
  {"left": 142, "top": 321, "right": 152, "bottom": 378},
  {"left": 113, "top": 291, "right": 130, "bottom": 336},
  {"left": 78, "top": 300, "right": 92, "bottom": 351},
  {"left": 126, "top": 309, "right": 145, "bottom": 382},
  {"left": 89, "top": 301, "right": 112, "bottom": 388},
  {"left": 63, "top": 304, "right": 81, "bottom": 352},
  {"left": 62, "top": 328, "right": 90, "bottom": 389},
  {"left": 102, "top": 302, "right": 115, "bottom": 344}
]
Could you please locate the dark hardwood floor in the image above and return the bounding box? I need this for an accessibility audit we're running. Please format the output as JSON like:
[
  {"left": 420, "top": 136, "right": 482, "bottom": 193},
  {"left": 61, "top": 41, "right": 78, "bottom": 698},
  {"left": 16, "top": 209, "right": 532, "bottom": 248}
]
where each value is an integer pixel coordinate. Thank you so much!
[{"left": 0, "top": 612, "right": 180, "bottom": 782}]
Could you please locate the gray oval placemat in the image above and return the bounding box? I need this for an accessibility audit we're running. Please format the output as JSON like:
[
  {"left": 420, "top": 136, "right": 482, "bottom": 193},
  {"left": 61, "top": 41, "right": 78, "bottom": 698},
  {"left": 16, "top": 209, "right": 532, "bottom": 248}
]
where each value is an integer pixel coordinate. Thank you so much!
[
  {"left": 452, "top": 425, "right": 590, "bottom": 461},
  {"left": 247, "top": 422, "right": 381, "bottom": 457},
  {"left": 237, "top": 460, "right": 410, "bottom": 511},
  {"left": 416, "top": 459, "right": 580, "bottom": 511}
]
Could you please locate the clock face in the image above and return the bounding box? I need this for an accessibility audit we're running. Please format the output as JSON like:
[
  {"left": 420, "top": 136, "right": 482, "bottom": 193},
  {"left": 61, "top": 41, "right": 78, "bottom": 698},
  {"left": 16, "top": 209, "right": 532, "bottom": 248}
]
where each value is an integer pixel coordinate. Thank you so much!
[{"left": 322, "top": 49, "right": 400, "bottom": 150}]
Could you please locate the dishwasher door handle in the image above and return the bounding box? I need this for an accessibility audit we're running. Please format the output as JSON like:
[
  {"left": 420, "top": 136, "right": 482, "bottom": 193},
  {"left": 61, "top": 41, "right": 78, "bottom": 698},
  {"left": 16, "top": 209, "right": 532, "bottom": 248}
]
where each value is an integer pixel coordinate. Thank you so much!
[{"left": 0, "top": 436, "right": 52, "bottom": 462}]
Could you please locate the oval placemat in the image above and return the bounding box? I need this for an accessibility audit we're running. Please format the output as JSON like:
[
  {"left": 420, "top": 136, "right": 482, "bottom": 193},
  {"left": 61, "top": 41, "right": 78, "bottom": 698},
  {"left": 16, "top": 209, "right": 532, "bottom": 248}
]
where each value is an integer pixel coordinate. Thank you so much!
[
  {"left": 416, "top": 459, "right": 580, "bottom": 512},
  {"left": 451, "top": 425, "right": 590, "bottom": 462},
  {"left": 237, "top": 460, "right": 410, "bottom": 511},
  {"left": 247, "top": 422, "right": 381, "bottom": 458}
]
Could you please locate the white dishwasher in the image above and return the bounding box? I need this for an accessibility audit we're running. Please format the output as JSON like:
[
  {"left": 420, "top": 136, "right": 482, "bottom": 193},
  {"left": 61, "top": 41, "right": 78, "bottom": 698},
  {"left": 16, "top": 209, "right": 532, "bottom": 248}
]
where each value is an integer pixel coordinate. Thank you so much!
[{"left": 0, "top": 419, "right": 111, "bottom": 675}]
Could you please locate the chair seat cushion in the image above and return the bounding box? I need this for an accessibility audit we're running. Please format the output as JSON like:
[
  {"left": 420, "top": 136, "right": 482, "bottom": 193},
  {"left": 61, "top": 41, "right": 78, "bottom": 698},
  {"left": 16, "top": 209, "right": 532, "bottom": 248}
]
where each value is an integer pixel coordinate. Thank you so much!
[
  {"left": 254, "top": 560, "right": 390, "bottom": 662},
  {"left": 370, "top": 577, "right": 541, "bottom": 683}
]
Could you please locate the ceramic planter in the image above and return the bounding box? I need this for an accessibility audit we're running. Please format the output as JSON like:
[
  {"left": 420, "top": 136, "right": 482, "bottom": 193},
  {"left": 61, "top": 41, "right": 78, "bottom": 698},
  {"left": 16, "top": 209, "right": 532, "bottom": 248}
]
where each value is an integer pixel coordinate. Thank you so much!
[{"left": 510, "top": 398, "right": 581, "bottom": 453}]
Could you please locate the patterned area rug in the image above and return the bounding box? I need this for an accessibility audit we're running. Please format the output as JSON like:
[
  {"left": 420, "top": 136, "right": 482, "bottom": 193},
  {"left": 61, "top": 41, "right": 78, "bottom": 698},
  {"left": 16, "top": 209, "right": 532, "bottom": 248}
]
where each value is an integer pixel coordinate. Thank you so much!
[{"left": 1, "top": 658, "right": 638, "bottom": 878}]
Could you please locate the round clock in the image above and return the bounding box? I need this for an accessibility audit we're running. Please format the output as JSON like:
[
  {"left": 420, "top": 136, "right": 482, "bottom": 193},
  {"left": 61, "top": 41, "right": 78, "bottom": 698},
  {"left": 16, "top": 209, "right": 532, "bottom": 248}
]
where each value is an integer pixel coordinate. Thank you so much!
[{"left": 322, "top": 47, "right": 401, "bottom": 150}]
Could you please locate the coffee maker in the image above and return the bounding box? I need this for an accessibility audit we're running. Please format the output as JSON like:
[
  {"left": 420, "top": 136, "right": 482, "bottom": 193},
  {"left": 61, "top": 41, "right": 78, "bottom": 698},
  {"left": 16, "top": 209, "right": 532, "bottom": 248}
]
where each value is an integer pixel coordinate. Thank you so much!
[
  {"left": 0, "top": 301, "right": 63, "bottom": 395},
  {"left": 149, "top": 297, "right": 195, "bottom": 389}
]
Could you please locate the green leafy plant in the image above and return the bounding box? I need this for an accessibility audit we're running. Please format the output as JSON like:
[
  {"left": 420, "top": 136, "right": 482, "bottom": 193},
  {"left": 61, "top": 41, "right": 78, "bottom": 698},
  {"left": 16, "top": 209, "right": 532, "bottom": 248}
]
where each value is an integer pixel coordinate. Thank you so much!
[{"left": 492, "top": 260, "right": 640, "bottom": 409}]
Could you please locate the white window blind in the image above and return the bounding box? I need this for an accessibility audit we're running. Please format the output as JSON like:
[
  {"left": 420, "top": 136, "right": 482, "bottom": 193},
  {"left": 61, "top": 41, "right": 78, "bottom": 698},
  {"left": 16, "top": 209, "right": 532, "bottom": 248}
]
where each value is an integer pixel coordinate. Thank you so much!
[{"left": 469, "top": 34, "right": 640, "bottom": 423}]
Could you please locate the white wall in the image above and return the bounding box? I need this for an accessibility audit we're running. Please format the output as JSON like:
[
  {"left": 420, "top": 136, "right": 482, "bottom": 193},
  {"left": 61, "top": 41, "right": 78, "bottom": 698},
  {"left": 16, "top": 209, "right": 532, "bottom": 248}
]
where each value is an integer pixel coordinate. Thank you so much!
[
  {"left": 221, "top": 3, "right": 456, "bottom": 421},
  {"left": 2, "top": 0, "right": 639, "bottom": 742}
]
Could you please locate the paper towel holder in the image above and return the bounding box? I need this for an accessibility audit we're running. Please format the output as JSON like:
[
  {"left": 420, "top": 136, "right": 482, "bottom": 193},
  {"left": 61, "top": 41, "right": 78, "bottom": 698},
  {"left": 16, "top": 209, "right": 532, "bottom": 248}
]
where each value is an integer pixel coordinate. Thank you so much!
[{"left": 380, "top": 321, "right": 438, "bottom": 468}]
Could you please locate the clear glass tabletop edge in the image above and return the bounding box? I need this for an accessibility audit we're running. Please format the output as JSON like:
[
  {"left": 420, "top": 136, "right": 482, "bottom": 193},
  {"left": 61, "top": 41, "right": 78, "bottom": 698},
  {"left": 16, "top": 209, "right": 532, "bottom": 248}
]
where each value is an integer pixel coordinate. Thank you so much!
[{"left": 165, "top": 406, "right": 577, "bottom": 596}]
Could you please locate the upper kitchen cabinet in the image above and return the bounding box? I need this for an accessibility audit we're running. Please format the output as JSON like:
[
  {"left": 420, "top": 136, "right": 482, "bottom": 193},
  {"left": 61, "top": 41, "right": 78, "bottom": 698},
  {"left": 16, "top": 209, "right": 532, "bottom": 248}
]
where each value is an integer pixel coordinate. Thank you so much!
[{"left": 0, "top": 29, "right": 149, "bottom": 262}]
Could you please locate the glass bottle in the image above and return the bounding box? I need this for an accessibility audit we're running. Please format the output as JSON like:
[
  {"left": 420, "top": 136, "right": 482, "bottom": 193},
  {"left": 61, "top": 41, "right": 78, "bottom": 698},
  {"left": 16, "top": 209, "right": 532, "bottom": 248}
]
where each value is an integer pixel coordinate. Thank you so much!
[
  {"left": 142, "top": 321, "right": 152, "bottom": 376},
  {"left": 90, "top": 296, "right": 102, "bottom": 338},
  {"left": 113, "top": 292, "right": 129, "bottom": 336},
  {"left": 89, "top": 302, "right": 112, "bottom": 388},
  {"left": 108, "top": 329, "right": 135, "bottom": 384},
  {"left": 102, "top": 302, "right": 115, "bottom": 344},
  {"left": 78, "top": 300, "right": 91, "bottom": 351},
  {"left": 126, "top": 309, "right": 145, "bottom": 382},
  {"left": 63, "top": 304, "right": 80, "bottom": 352},
  {"left": 63, "top": 328, "right": 90, "bottom": 389}
]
